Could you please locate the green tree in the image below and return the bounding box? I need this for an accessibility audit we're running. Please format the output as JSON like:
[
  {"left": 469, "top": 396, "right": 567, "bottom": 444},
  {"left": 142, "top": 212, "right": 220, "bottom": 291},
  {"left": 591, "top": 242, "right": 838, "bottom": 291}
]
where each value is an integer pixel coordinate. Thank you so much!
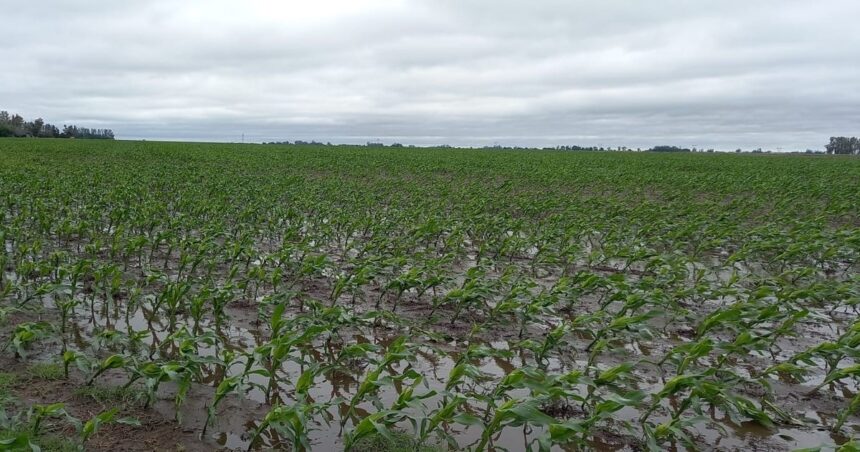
[{"left": 825, "top": 136, "right": 859, "bottom": 155}]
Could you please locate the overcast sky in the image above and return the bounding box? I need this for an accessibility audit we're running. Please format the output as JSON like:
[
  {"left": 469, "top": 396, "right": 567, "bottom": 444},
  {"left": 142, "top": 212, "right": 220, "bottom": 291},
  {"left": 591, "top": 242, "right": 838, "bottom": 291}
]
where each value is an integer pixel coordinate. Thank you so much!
[{"left": 2, "top": 1, "right": 858, "bottom": 150}]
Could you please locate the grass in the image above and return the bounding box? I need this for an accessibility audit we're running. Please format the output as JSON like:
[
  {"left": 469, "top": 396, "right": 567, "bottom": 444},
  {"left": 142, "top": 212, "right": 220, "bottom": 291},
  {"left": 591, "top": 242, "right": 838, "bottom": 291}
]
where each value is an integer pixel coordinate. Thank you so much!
[
  {"left": 74, "top": 384, "right": 146, "bottom": 406},
  {"left": 26, "top": 363, "right": 65, "bottom": 381},
  {"left": 350, "top": 431, "right": 446, "bottom": 452},
  {"left": 0, "top": 372, "right": 16, "bottom": 406}
]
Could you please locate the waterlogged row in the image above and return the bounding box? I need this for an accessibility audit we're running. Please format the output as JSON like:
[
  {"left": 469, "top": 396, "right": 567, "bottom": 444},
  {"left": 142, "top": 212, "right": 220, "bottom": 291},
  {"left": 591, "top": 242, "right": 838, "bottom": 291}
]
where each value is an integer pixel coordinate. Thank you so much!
[
  {"left": 0, "top": 140, "right": 859, "bottom": 451},
  {"left": 6, "top": 269, "right": 859, "bottom": 450}
]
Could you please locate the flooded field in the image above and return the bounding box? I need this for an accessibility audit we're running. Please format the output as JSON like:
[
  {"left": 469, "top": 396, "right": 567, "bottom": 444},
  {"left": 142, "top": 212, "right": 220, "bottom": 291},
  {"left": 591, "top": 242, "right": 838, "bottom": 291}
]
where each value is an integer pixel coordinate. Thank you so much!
[{"left": 0, "top": 139, "right": 858, "bottom": 451}]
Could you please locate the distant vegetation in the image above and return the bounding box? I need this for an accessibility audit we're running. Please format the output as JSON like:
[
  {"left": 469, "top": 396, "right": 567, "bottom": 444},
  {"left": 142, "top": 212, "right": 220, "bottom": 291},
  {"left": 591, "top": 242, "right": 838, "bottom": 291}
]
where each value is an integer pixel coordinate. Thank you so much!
[
  {"left": 0, "top": 110, "right": 114, "bottom": 139},
  {"left": 647, "top": 145, "right": 692, "bottom": 153},
  {"left": 826, "top": 136, "right": 860, "bottom": 155},
  {"left": 264, "top": 142, "right": 727, "bottom": 153},
  {"left": 263, "top": 140, "right": 329, "bottom": 145}
]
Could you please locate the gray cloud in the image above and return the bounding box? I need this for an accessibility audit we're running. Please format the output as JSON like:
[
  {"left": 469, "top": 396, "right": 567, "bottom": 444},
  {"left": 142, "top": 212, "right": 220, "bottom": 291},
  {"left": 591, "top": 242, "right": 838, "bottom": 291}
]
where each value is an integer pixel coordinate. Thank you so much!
[{"left": 2, "top": 0, "right": 858, "bottom": 150}]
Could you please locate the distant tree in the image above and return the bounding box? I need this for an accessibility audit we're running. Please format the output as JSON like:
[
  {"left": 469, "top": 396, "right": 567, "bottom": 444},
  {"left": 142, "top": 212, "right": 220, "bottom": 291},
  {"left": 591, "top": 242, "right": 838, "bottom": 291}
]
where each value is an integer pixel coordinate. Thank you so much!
[
  {"left": 0, "top": 111, "right": 12, "bottom": 137},
  {"left": 10, "top": 114, "right": 24, "bottom": 136},
  {"left": 0, "top": 109, "right": 114, "bottom": 140},
  {"left": 42, "top": 124, "right": 59, "bottom": 138},
  {"left": 30, "top": 118, "right": 44, "bottom": 137},
  {"left": 825, "top": 136, "right": 859, "bottom": 155},
  {"left": 62, "top": 125, "right": 78, "bottom": 138},
  {"left": 293, "top": 140, "right": 323, "bottom": 145},
  {"left": 648, "top": 145, "right": 691, "bottom": 153}
]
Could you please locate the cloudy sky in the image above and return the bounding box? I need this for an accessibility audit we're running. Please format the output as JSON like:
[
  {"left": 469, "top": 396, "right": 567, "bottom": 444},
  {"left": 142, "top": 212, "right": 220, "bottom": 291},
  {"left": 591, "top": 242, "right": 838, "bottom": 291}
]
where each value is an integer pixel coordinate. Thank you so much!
[{"left": 2, "top": 1, "right": 858, "bottom": 150}]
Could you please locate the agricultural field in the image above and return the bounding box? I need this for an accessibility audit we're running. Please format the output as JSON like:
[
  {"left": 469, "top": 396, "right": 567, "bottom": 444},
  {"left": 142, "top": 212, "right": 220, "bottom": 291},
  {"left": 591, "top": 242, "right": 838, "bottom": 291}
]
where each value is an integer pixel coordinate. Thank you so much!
[{"left": 0, "top": 138, "right": 858, "bottom": 451}]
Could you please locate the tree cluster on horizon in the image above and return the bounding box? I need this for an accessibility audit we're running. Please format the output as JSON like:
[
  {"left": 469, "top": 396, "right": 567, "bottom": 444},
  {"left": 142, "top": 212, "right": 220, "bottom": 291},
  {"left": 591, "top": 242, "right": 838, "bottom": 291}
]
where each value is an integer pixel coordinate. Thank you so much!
[
  {"left": 0, "top": 110, "right": 114, "bottom": 139},
  {"left": 825, "top": 137, "right": 860, "bottom": 155}
]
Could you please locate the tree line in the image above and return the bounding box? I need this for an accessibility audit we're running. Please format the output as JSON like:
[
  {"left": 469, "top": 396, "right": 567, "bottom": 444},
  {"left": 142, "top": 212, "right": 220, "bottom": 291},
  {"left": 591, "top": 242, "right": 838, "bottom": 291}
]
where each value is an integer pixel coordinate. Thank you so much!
[
  {"left": 825, "top": 137, "right": 860, "bottom": 155},
  {"left": 0, "top": 110, "right": 114, "bottom": 139}
]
